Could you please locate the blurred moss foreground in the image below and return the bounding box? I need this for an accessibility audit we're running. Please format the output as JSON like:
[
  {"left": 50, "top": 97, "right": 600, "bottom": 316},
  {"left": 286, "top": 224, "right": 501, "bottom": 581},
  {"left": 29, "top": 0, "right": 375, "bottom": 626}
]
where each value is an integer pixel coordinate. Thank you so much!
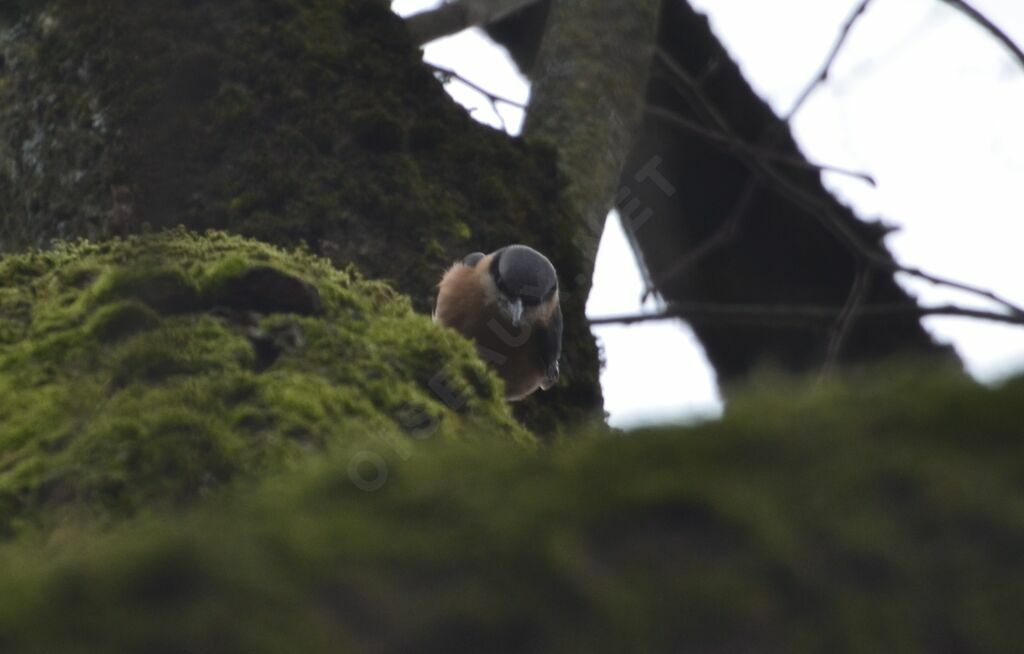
[
  {"left": 0, "top": 317, "right": 1022, "bottom": 654},
  {"left": 0, "top": 229, "right": 529, "bottom": 536}
]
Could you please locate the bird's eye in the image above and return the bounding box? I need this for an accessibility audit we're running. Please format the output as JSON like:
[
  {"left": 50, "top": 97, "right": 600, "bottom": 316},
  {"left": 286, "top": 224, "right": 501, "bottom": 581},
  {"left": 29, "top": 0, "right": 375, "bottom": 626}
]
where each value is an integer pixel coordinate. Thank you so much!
[{"left": 520, "top": 293, "right": 541, "bottom": 307}]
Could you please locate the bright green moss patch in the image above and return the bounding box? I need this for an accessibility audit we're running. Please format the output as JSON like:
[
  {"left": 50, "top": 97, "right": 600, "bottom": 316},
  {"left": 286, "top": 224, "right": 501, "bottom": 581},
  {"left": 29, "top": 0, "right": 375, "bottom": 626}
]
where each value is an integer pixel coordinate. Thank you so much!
[
  {"left": 0, "top": 229, "right": 528, "bottom": 537},
  {"left": 0, "top": 370, "right": 1022, "bottom": 652}
]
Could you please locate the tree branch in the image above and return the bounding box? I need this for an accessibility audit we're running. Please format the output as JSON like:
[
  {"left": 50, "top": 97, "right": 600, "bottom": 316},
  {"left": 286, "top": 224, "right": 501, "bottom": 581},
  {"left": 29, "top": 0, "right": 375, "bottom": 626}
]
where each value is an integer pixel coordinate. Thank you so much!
[
  {"left": 641, "top": 9, "right": 874, "bottom": 305},
  {"left": 588, "top": 302, "right": 1024, "bottom": 327},
  {"left": 645, "top": 106, "right": 876, "bottom": 185},
  {"left": 653, "top": 47, "right": 1024, "bottom": 318},
  {"left": 654, "top": 49, "right": 878, "bottom": 255},
  {"left": 785, "top": 0, "right": 874, "bottom": 120},
  {"left": 939, "top": 0, "right": 1024, "bottom": 71},
  {"left": 821, "top": 267, "right": 873, "bottom": 380},
  {"left": 405, "top": 0, "right": 544, "bottom": 46},
  {"left": 425, "top": 62, "right": 526, "bottom": 132},
  {"left": 524, "top": 0, "right": 662, "bottom": 291}
]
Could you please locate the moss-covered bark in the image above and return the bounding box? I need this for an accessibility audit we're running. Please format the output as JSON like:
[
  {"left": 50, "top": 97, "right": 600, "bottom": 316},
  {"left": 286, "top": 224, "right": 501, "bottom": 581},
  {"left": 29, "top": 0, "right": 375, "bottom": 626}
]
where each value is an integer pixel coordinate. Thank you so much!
[
  {"left": 0, "top": 0, "right": 601, "bottom": 431},
  {"left": 524, "top": 0, "right": 660, "bottom": 273},
  {"left": 0, "top": 229, "right": 531, "bottom": 537},
  {"left": 4, "top": 5, "right": 1019, "bottom": 651},
  {"left": 0, "top": 370, "right": 1022, "bottom": 652}
]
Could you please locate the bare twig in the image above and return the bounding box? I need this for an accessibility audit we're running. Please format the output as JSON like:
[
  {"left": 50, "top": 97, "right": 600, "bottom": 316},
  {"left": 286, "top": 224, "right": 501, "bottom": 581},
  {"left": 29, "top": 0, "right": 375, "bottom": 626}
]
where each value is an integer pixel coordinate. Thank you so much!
[
  {"left": 405, "top": 0, "right": 544, "bottom": 46},
  {"left": 786, "top": 0, "right": 874, "bottom": 120},
  {"left": 654, "top": 48, "right": 875, "bottom": 252},
  {"left": 893, "top": 264, "right": 1024, "bottom": 317},
  {"left": 645, "top": 106, "right": 876, "bottom": 185},
  {"left": 746, "top": 147, "right": 1024, "bottom": 317},
  {"left": 588, "top": 302, "right": 1024, "bottom": 327},
  {"left": 648, "top": 23, "right": 875, "bottom": 301},
  {"left": 426, "top": 62, "right": 525, "bottom": 132},
  {"left": 426, "top": 63, "right": 526, "bottom": 108},
  {"left": 939, "top": 0, "right": 1024, "bottom": 71},
  {"left": 821, "top": 267, "right": 873, "bottom": 380},
  {"left": 653, "top": 47, "right": 1024, "bottom": 318}
]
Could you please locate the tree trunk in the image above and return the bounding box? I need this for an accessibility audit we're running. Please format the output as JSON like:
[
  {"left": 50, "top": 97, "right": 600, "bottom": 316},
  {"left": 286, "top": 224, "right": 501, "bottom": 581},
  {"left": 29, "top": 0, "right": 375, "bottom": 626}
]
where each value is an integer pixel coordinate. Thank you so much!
[
  {"left": 488, "top": 0, "right": 958, "bottom": 388},
  {"left": 618, "top": 0, "right": 957, "bottom": 385},
  {"left": 523, "top": 0, "right": 661, "bottom": 290},
  {"left": 0, "top": 0, "right": 603, "bottom": 431}
]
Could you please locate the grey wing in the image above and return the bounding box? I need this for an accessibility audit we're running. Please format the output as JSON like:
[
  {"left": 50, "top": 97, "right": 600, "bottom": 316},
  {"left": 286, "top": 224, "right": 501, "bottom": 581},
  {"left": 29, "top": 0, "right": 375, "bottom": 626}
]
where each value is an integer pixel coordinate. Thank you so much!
[{"left": 462, "top": 252, "right": 486, "bottom": 267}]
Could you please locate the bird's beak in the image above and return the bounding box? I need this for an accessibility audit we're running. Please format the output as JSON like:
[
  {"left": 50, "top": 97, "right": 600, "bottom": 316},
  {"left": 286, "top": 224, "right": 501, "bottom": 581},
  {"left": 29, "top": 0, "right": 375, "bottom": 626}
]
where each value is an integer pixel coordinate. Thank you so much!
[{"left": 508, "top": 297, "right": 524, "bottom": 328}]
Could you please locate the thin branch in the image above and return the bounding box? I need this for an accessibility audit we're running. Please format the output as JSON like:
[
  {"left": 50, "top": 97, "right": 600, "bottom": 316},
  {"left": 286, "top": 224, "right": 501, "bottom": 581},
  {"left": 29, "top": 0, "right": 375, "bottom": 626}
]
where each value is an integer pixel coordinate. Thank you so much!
[
  {"left": 894, "top": 264, "right": 1024, "bottom": 317},
  {"left": 588, "top": 302, "right": 1024, "bottom": 327},
  {"left": 821, "top": 267, "right": 873, "bottom": 380},
  {"left": 426, "top": 62, "right": 525, "bottom": 132},
  {"left": 653, "top": 47, "right": 1024, "bottom": 318},
  {"left": 939, "top": 0, "right": 1024, "bottom": 71},
  {"left": 746, "top": 153, "right": 1024, "bottom": 317},
  {"left": 786, "top": 0, "right": 874, "bottom": 121},
  {"left": 655, "top": 48, "right": 877, "bottom": 255},
  {"left": 405, "top": 0, "right": 544, "bottom": 46},
  {"left": 426, "top": 63, "right": 526, "bottom": 108},
  {"left": 645, "top": 106, "right": 876, "bottom": 185},
  {"left": 654, "top": 48, "right": 887, "bottom": 290}
]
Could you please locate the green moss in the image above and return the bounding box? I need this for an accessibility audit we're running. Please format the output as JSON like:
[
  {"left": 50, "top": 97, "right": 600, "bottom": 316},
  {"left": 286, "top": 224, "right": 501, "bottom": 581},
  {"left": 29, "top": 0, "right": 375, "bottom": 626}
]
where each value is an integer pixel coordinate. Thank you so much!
[
  {"left": 86, "top": 301, "right": 161, "bottom": 342},
  {"left": 0, "top": 0, "right": 576, "bottom": 309},
  {"left": 198, "top": 255, "right": 257, "bottom": 301},
  {"left": 90, "top": 267, "right": 202, "bottom": 314},
  {"left": 0, "top": 0, "right": 603, "bottom": 431},
  {"left": 0, "top": 370, "right": 1022, "bottom": 652},
  {"left": 350, "top": 108, "right": 405, "bottom": 151},
  {"left": 0, "top": 229, "right": 529, "bottom": 537}
]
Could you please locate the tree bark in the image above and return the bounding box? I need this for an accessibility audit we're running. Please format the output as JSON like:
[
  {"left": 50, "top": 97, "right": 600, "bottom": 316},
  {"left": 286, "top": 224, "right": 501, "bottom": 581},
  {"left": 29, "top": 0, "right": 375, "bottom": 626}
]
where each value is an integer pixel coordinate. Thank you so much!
[
  {"left": 0, "top": 0, "right": 604, "bottom": 431},
  {"left": 488, "top": 0, "right": 959, "bottom": 386},
  {"left": 523, "top": 0, "right": 661, "bottom": 294},
  {"left": 615, "top": 1, "right": 957, "bottom": 384},
  {"left": 406, "top": 0, "right": 543, "bottom": 45}
]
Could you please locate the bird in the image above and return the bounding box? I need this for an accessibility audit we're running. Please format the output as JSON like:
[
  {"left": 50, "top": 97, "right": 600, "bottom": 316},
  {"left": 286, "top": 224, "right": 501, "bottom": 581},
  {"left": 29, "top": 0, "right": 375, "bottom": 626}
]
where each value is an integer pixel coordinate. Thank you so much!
[{"left": 434, "top": 244, "right": 562, "bottom": 401}]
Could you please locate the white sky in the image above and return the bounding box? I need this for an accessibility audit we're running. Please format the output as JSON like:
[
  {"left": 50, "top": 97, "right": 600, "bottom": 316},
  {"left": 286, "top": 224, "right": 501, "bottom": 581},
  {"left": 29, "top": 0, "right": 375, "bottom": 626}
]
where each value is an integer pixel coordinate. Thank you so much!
[{"left": 392, "top": 0, "right": 1024, "bottom": 427}]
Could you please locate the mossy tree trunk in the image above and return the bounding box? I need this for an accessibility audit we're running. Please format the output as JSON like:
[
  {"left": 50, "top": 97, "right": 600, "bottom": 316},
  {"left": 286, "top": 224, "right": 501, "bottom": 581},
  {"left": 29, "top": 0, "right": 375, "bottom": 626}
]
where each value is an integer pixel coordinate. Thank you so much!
[
  {"left": 2, "top": 7, "right": 1023, "bottom": 650},
  {"left": 523, "top": 0, "right": 661, "bottom": 288},
  {"left": 0, "top": 0, "right": 603, "bottom": 431}
]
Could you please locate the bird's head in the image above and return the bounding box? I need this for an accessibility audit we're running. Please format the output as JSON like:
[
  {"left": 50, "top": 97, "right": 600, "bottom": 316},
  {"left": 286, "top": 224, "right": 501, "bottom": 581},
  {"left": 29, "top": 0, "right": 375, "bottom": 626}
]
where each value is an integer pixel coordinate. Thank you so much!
[{"left": 489, "top": 244, "right": 558, "bottom": 329}]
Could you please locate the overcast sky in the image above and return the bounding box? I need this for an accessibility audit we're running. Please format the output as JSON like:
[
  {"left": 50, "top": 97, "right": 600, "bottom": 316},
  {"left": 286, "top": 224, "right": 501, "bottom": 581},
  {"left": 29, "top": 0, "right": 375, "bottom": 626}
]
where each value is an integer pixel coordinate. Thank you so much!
[{"left": 392, "top": 0, "right": 1024, "bottom": 427}]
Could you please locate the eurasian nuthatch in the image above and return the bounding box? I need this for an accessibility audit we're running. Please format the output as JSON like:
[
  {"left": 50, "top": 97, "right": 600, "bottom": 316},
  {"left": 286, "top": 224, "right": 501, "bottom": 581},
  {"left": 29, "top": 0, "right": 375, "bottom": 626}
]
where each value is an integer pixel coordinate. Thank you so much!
[{"left": 434, "top": 245, "right": 562, "bottom": 401}]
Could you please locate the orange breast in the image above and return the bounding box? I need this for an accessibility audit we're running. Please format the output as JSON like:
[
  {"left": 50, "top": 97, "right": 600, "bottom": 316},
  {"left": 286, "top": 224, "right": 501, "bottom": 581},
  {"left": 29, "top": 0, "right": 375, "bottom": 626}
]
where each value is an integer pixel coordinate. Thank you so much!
[{"left": 435, "top": 258, "right": 546, "bottom": 400}]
